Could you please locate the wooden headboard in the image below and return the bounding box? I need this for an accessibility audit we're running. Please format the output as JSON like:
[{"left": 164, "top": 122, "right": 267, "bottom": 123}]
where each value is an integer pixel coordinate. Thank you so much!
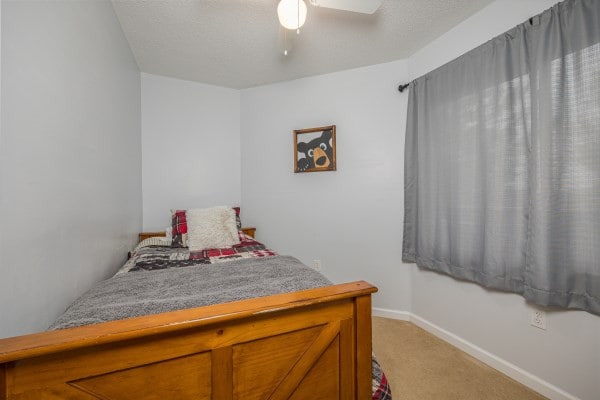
[{"left": 139, "top": 227, "right": 256, "bottom": 243}]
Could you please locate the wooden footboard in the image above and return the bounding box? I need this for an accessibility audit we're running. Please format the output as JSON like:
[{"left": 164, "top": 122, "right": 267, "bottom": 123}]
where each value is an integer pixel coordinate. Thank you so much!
[{"left": 0, "top": 281, "right": 376, "bottom": 400}]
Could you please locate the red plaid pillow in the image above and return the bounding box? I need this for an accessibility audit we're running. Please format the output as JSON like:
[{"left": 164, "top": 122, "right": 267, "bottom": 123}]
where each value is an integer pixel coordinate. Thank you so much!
[
  {"left": 171, "top": 210, "right": 188, "bottom": 247},
  {"left": 232, "top": 207, "right": 242, "bottom": 230},
  {"left": 171, "top": 207, "right": 242, "bottom": 247}
]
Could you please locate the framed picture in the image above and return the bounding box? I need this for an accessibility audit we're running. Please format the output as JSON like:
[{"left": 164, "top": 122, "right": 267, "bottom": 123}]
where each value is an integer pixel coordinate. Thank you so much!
[{"left": 294, "top": 125, "right": 336, "bottom": 173}]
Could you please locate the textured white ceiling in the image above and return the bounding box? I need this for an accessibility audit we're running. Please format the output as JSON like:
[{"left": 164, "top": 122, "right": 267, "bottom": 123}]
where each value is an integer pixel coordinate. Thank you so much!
[{"left": 111, "top": 0, "right": 493, "bottom": 89}]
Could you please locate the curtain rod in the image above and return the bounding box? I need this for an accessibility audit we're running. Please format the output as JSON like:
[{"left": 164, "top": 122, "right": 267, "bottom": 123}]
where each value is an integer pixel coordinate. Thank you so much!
[{"left": 396, "top": 14, "right": 542, "bottom": 95}]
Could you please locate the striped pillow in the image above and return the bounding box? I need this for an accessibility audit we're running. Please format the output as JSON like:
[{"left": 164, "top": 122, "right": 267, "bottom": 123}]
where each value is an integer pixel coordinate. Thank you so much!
[{"left": 135, "top": 236, "right": 172, "bottom": 251}]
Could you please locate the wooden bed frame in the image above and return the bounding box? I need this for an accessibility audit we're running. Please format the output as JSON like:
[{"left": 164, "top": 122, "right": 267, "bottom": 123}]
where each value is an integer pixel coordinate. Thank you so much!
[
  {"left": 0, "top": 230, "right": 378, "bottom": 399},
  {"left": 139, "top": 227, "right": 257, "bottom": 243}
]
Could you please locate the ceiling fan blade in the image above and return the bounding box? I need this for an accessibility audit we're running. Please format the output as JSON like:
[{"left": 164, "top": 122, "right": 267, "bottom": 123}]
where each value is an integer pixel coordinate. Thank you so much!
[{"left": 309, "top": 0, "right": 382, "bottom": 14}]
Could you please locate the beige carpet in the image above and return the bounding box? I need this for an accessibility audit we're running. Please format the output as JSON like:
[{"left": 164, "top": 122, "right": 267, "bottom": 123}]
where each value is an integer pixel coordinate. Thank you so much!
[{"left": 372, "top": 317, "right": 548, "bottom": 400}]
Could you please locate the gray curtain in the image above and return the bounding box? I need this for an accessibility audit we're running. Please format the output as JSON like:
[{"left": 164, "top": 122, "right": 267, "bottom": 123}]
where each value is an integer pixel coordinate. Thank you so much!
[{"left": 403, "top": 0, "right": 600, "bottom": 314}]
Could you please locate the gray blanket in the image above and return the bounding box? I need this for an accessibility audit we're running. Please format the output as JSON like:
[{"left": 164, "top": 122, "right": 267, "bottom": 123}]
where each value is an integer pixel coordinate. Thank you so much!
[{"left": 50, "top": 255, "right": 331, "bottom": 330}]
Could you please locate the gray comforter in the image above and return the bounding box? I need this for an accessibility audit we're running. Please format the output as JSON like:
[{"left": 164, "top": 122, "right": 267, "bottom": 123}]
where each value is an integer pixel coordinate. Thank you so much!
[
  {"left": 48, "top": 251, "right": 392, "bottom": 399},
  {"left": 50, "top": 255, "right": 331, "bottom": 330}
]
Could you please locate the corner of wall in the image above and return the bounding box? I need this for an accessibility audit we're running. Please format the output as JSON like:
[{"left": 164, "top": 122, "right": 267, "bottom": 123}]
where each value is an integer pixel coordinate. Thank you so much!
[{"left": 0, "top": 0, "right": 143, "bottom": 338}]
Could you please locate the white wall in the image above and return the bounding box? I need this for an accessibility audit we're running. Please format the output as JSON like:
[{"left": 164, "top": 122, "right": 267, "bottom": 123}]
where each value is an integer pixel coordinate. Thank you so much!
[
  {"left": 141, "top": 73, "right": 241, "bottom": 231},
  {"left": 407, "top": 1, "right": 600, "bottom": 400},
  {"left": 0, "top": 0, "right": 2, "bottom": 147},
  {"left": 0, "top": 0, "right": 142, "bottom": 338},
  {"left": 240, "top": 60, "right": 412, "bottom": 312}
]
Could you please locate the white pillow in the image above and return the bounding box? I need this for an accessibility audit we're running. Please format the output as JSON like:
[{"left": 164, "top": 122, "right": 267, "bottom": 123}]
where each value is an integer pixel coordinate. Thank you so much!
[{"left": 186, "top": 206, "right": 240, "bottom": 252}]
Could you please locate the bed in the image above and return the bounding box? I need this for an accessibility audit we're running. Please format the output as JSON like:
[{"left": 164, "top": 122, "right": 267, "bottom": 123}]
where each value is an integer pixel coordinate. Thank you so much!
[{"left": 0, "top": 227, "right": 391, "bottom": 399}]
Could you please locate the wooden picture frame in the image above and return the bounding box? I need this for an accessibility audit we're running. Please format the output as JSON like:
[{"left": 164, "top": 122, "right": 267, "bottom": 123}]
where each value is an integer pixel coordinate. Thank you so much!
[{"left": 294, "top": 125, "right": 336, "bottom": 173}]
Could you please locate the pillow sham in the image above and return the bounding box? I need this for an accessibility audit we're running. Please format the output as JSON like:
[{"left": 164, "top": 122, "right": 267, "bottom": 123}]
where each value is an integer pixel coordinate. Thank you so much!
[
  {"left": 171, "top": 209, "right": 188, "bottom": 247},
  {"left": 233, "top": 206, "right": 242, "bottom": 230},
  {"left": 186, "top": 206, "right": 240, "bottom": 252},
  {"left": 171, "top": 206, "right": 242, "bottom": 247}
]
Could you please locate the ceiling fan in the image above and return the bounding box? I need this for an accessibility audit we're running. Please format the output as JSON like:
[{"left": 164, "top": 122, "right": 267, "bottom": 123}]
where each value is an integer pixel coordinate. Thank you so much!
[
  {"left": 277, "top": 0, "right": 382, "bottom": 55},
  {"left": 308, "top": 0, "right": 383, "bottom": 14},
  {"left": 277, "top": 0, "right": 382, "bottom": 30}
]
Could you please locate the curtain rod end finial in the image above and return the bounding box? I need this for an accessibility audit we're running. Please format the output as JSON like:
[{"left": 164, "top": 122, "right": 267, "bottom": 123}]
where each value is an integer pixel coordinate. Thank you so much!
[{"left": 398, "top": 83, "right": 409, "bottom": 93}]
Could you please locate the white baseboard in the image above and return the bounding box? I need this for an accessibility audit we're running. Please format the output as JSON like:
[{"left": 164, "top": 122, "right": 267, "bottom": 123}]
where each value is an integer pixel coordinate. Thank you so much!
[
  {"left": 372, "top": 307, "right": 411, "bottom": 321},
  {"left": 372, "top": 308, "right": 579, "bottom": 400}
]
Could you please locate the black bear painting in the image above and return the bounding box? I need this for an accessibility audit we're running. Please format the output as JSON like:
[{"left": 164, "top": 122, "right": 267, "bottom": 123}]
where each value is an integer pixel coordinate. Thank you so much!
[{"left": 294, "top": 125, "right": 336, "bottom": 173}]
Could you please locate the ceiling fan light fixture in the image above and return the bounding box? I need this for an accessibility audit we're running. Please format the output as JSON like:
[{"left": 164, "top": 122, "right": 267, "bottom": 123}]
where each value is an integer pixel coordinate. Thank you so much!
[{"left": 277, "top": 0, "right": 307, "bottom": 30}]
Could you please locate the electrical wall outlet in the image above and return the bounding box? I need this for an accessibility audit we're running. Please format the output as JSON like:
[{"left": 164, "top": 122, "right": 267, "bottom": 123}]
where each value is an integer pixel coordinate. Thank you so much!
[
  {"left": 312, "top": 259, "right": 322, "bottom": 271},
  {"left": 530, "top": 309, "right": 547, "bottom": 330}
]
